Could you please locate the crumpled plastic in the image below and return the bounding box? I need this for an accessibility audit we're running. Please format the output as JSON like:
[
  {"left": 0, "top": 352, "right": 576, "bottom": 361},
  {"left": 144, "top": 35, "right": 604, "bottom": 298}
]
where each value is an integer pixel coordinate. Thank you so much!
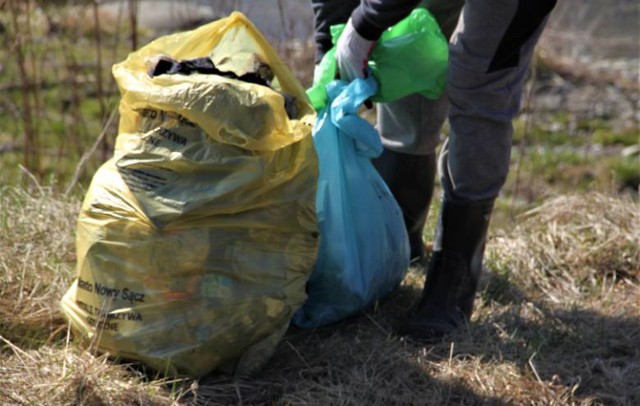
[
  {"left": 60, "top": 12, "right": 319, "bottom": 378},
  {"left": 307, "top": 7, "right": 449, "bottom": 111},
  {"left": 293, "top": 76, "right": 410, "bottom": 329}
]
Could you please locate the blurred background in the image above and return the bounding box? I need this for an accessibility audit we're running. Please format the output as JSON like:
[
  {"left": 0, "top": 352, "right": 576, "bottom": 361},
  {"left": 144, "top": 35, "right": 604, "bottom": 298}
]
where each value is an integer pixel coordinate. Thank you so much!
[{"left": 0, "top": 0, "right": 638, "bottom": 206}]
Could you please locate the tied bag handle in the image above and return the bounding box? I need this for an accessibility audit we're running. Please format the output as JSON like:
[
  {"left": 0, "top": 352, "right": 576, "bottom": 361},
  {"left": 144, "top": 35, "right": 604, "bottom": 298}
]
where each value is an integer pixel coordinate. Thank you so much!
[{"left": 325, "top": 75, "right": 383, "bottom": 159}]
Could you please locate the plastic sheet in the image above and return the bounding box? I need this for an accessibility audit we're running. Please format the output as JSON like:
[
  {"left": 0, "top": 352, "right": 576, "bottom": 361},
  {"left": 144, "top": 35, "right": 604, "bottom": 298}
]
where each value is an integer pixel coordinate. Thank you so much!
[
  {"left": 293, "top": 76, "right": 410, "bottom": 329},
  {"left": 307, "top": 7, "right": 449, "bottom": 111},
  {"left": 60, "top": 12, "right": 319, "bottom": 378}
]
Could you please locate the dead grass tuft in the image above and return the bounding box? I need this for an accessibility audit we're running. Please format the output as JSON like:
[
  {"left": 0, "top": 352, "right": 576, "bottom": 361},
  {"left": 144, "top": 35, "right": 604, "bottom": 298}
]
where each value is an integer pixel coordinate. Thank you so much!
[
  {"left": 0, "top": 334, "right": 180, "bottom": 405},
  {"left": 0, "top": 185, "right": 79, "bottom": 347},
  {"left": 474, "top": 192, "right": 640, "bottom": 405},
  {"left": 1, "top": 187, "right": 638, "bottom": 405},
  {"left": 487, "top": 192, "right": 639, "bottom": 303}
]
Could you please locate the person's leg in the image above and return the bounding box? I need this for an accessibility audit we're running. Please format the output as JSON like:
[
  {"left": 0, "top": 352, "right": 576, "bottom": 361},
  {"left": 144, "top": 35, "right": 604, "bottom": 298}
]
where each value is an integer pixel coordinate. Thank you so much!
[
  {"left": 374, "top": 0, "right": 464, "bottom": 261},
  {"left": 372, "top": 146, "right": 437, "bottom": 261},
  {"left": 402, "top": 0, "right": 557, "bottom": 339}
]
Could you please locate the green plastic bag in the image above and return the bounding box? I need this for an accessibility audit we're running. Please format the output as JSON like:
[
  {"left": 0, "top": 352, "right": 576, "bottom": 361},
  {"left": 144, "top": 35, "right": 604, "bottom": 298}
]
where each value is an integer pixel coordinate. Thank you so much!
[{"left": 307, "top": 8, "right": 449, "bottom": 111}]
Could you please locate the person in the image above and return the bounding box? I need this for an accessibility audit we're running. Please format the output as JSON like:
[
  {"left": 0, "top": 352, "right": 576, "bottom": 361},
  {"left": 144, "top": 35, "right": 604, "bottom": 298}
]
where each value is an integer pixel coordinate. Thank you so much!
[{"left": 310, "top": 0, "right": 557, "bottom": 340}]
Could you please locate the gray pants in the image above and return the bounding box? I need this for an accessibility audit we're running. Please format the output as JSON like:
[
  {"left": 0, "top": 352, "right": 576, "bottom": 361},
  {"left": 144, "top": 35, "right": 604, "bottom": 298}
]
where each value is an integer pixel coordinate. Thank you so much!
[{"left": 378, "top": 0, "right": 555, "bottom": 201}]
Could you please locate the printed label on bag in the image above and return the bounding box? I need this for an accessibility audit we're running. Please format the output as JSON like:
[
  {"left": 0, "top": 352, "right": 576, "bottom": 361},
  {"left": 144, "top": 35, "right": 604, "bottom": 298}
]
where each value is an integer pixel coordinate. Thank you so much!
[
  {"left": 143, "top": 127, "right": 188, "bottom": 148},
  {"left": 77, "top": 277, "right": 146, "bottom": 304},
  {"left": 119, "top": 167, "right": 169, "bottom": 192},
  {"left": 138, "top": 108, "right": 197, "bottom": 129},
  {"left": 75, "top": 277, "right": 146, "bottom": 331}
]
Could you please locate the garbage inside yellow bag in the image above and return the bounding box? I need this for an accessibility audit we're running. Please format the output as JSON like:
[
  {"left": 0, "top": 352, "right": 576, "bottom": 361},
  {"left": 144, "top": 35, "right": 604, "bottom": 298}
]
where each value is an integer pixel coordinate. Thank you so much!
[{"left": 60, "top": 12, "right": 319, "bottom": 378}]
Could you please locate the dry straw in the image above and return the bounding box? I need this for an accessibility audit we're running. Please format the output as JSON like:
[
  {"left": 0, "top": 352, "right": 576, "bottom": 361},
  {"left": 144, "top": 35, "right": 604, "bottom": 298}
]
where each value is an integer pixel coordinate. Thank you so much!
[
  {"left": 488, "top": 192, "right": 639, "bottom": 302},
  {"left": 1, "top": 188, "right": 638, "bottom": 404}
]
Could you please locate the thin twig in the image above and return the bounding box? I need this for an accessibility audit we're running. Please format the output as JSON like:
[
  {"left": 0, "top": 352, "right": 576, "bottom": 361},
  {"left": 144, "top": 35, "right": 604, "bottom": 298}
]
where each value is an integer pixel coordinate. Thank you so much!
[
  {"left": 129, "top": 0, "right": 138, "bottom": 51},
  {"left": 285, "top": 340, "right": 311, "bottom": 369},
  {"left": 364, "top": 312, "right": 391, "bottom": 337},
  {"left": 528, "top": 351, "right": 543, "bottom": 383},
  {"left": 0, "top": 334, "right": 38, "bottom": 365},
  {"left": 17, "top": 243, "right": 32, "bottom": 307},
  {"left": 62, "top": 322, "right": 72, "bottom": 379},
  {"left": 509, "top": 53, "right": 539, "bottom": 222},
  {"left": 18, "top": 164, "right": 44, "bottom": 196},
  {"left": 8, "top": 0, "right": 39, "bottom": 175},
  {"left": 92, "top": 0, "right": 110, "bottom": 161},
  {"left": 64, "top": 107, "right": 118, "bottom": 197}
]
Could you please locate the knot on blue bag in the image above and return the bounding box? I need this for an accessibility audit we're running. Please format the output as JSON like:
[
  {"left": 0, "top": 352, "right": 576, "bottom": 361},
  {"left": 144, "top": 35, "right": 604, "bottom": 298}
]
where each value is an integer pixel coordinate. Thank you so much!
[
  {"left": 293, "top": 74, "right": 410, "bottom": 329},
  {"left": 326, "top": 76, "right": 382, "bottom": 158}
]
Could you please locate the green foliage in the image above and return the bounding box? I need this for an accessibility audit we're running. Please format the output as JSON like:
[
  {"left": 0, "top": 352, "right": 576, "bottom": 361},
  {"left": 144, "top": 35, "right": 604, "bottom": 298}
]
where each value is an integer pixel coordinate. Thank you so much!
[
  {"left": 513, "top": 113, "right": 587, "bottom": 147},
  {"left": 520, "top": 148, "right": 592, "bottom": 189},
  {"left": 593, "top": 128, "right": 640, "bottom": 146},
  {"left": 0, "top": 5, "right": 136, "bottom": 187},
  {"left": 611, "top": 156, "right": 640, "bottom": 191},
  {"left": 508, "top": 114, "right": 639, "bottom": 195}
]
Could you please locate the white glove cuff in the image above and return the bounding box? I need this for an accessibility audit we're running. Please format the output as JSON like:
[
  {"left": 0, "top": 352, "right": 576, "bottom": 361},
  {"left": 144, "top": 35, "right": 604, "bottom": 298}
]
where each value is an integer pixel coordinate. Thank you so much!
[{"left": 336, "top": 18, "right": 375, "bottom": 81}]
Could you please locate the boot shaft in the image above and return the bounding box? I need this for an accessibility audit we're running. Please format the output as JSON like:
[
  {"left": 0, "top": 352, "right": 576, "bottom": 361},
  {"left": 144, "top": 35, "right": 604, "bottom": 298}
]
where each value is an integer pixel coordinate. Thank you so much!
[
  {"left": 372, "top": 149, "right": 437, "bottom": 260},
  {"left": 433, "top": 198, "right": 494, "bottom": 273},
  {"left": 402, "top": 198, "right": 494, "bottom": 340}
]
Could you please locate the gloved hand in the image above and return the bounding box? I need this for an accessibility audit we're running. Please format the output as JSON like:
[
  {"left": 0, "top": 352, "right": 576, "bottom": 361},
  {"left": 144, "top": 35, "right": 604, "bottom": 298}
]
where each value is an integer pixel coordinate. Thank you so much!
[{"left": 336, "top": 18, "right": 375, "bottom": 82}]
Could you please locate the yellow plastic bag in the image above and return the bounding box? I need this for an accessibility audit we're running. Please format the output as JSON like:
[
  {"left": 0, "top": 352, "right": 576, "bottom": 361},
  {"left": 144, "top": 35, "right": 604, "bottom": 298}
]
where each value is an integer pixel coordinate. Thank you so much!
[{"left": 60, "top": 12, "right": 319, "bottom": 378}]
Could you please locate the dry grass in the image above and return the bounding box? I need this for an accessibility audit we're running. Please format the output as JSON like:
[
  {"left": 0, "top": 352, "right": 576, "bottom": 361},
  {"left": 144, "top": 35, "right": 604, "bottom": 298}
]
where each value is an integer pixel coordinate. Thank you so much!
[
  {"left": 1, "top": 1, "right": 637, "bottom": 403},
  {"left": 487, "top": 193, "right": 639, "bottom": 303},
  {"left": 0, "top": 185, "right": 78, "bottom": 348},
  {"left": 1, "top": 186, "right": 638, "bottom": 405},
  {"left": 0, "top": 337, "right": 180, "bottom": 405}
]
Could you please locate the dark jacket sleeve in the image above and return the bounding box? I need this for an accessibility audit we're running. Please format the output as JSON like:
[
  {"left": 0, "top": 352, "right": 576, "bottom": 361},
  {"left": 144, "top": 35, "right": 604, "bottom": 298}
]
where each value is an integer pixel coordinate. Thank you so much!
[
  {"left": 311, "top": 0, "right": 361, "bottom": 61},
  {"left": 351, "top": 0, "right": 422, "bottom": 40}
]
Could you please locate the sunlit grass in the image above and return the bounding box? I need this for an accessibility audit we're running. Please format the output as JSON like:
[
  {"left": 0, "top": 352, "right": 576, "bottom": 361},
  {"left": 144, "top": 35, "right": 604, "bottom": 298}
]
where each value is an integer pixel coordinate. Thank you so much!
[
  {"left": 1, "top": 187, "right": 638, "bottom": 405},
  {"left": 1, "top": 1, "right": 638, "bottom": 404}
]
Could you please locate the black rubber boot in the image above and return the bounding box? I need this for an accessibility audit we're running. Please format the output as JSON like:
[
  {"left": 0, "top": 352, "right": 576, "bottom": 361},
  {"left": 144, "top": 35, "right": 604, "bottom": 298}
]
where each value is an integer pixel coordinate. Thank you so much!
[
  {"left": 372, "top": 149, "right": 437, "bottom": 262},
  {"left": 400, "top": 198, "right": 494, "bottom": 341}
]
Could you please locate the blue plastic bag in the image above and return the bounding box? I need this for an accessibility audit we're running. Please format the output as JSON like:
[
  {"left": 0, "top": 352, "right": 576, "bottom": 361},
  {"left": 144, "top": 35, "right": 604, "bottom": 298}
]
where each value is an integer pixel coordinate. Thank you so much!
[{"left": 293, "top": 76, "right": 410, "bottom": 329}]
